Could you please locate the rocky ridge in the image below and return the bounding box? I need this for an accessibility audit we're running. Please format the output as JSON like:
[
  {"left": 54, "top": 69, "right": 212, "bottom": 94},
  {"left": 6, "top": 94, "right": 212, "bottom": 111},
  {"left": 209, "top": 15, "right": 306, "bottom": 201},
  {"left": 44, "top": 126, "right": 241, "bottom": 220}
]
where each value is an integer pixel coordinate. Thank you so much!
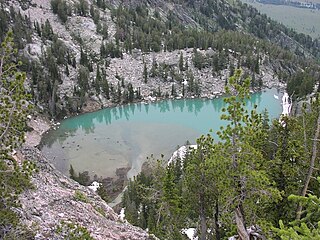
[{"left": 17, "top": 146, "right": 155, "bottom": 240}]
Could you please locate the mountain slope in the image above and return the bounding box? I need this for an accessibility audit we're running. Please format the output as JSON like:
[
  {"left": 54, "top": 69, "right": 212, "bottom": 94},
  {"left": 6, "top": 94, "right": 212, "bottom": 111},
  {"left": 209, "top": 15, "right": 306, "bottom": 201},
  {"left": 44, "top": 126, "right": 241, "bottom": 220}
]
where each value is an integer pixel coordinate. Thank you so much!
[
  {"left": 18, "top": 146, "right": 155, "bottom": 239},
  {"left": 1, "top": 0, "right": 319, "bottom": 119}
]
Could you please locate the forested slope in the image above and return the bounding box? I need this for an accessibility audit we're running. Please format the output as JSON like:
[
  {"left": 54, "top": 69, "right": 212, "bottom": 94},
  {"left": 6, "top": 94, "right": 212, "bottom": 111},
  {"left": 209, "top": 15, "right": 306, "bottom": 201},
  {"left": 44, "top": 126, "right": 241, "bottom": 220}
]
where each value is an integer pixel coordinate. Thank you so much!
[
  {"left": 0, "top": 0, "right": 319, "bottom": 119},
  {"left": 123, "top": 70, "right": 320, "bottom": 239}
]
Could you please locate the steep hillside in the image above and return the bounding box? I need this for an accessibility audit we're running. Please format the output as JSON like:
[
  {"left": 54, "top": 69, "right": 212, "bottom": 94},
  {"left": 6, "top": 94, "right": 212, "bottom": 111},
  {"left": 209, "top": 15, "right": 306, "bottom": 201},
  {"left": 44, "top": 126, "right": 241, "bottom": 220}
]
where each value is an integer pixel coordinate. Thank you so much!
[
  {"left": 17, "top": 146, "right": 155, "bottom": 239},
  {"left": 1, "top": 0, "right": 319, "bottom": 119}
]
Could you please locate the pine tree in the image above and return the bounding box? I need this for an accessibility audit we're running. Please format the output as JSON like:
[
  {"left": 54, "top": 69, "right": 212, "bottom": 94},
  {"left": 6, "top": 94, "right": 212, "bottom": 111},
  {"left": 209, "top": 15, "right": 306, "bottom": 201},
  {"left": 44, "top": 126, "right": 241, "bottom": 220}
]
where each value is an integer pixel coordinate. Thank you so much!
[
  {"left": 296, "top": 98, "right": 320, "bottom": 220},
  {"left": 0, "top": 31, "right": 34, "bottom": 239},
  {"left": 69, "top": 164, "right": 77, "bottom": 180},
  {"left": 117, "top": 81, "right": 121, "bottom": 103},
  {"left": 179, "top": 52, "right": 184, "bottom": 72},
  {"left": 274, "top": 177, "right": 320, "bottom": 239},
  {"left": 77, "top": 66, "right": 89, "bottom": 95},
  {"left": 143, "top": 61, "right": 148, "bottom": 83},
  {"left": 101, "top": 23, "right": 108, "bottom": 40},
  {"left": 128, "top": 83, "right": 134, "bottom": 102},
  {"left": 102, "top": 78, "right": 110, "bottom": 99},
  {"left": 255, "top": 54, "right": 260, "bottom": 74},
  {"left": 65, "top": 63, "right": 69, "bottom": 76},
  {"left": 171, "top": 84, "right": 176, "bottom": 96},
  {"left": 80, "top": 47, "right": 88, "bottom": 66},
  {"left": 95, "top": 65, "right": 101, "bottom": 94},
  {"left": 217, "top": 69, "right": 281, "bottom": 239},
  {"left": 150, "top": 56, "right": 157, "bottom": 77},
  {"left": 183, "top": 136, "right": 228, "bottom": 239},
  {"left": 76, "top": 0, "right": 89, "bottom": 16},
  {"left": 182, "top": 84, "right": 185, "bottom": 97},
  {"left": 97, "top": 184, "right": 109, "bottom": 202}
]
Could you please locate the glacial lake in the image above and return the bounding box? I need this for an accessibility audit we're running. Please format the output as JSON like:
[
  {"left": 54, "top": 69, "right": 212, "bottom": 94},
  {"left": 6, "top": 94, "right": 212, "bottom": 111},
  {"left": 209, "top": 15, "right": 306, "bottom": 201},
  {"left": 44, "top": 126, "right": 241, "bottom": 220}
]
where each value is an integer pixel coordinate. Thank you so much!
[{"left": 41, "top": 88, "right": 283, "bottom": 180}]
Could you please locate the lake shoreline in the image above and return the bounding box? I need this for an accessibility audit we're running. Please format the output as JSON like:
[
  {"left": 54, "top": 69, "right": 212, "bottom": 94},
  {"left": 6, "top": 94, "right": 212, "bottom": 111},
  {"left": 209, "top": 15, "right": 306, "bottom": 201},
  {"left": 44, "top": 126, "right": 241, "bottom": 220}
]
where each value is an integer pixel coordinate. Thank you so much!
[
  {"left": 27, "top": 86, "right": 283, "bottom": 208},
  {"left": 25, "top": 85, "right": 285, "bottom": 156},
  {"left": 24, "top": 85, "right": 285, "bottom": 174},
  {"left": 48, "top": 83, "right": 286, "bottom": 128}
]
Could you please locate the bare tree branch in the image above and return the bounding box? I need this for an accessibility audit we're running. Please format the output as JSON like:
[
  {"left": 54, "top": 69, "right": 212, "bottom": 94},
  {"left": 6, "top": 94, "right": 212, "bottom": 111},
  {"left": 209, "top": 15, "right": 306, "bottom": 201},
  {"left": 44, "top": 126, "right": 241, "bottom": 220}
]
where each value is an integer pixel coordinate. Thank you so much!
[{"left": 297, "top": 110, "right": 320, "bottom": 220}]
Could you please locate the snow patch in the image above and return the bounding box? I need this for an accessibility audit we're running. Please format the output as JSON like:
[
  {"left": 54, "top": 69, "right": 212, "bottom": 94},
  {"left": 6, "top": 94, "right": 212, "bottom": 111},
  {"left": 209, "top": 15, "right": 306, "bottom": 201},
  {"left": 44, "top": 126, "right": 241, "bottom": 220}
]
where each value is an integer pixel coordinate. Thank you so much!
[
  {"left": 119, "top": 208, "right": 126, "bottom": 221},
  {"left": 88, "top": 181, "right": 101, "bottom": 192},
  {"left": 168, "top": 145, "right": 197, "bottom": 165},
  {"left": 182, "top": 228, "right": 198, "bottom": 240},
  {"left": 281, "top": 92, "right": 291, "bottom": 116},
  {"left": 279, "top": 91, "right": 292, "bottom": 127}
]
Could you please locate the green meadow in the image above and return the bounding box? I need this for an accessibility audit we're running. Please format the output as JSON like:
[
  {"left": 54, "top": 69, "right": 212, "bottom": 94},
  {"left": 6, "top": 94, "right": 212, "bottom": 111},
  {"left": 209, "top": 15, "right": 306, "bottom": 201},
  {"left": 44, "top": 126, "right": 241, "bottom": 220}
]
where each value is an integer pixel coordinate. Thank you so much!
[{"left": 242, "top": 0, "right": 320, "bottom": 39}]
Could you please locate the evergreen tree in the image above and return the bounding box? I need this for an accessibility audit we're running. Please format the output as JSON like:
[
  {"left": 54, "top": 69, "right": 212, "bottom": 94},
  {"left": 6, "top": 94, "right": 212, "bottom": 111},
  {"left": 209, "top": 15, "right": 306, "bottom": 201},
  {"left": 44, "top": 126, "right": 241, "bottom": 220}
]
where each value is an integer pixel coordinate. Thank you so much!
[
  {"left": 184, "top": 136, "right": 228, "bottom": 239},
  {"left": 128, "top": 83, "right": 134, "bottom": 102},
  {"left": 185, "top": 58, "right": 188, "bottom": 70},
  {"left": 116, "top": 81, "right": 121, "bottom": 103},
  {"left": 0, "top": 31, "right": 34, "bottom": 239},
  {"left": 171, "top": 84, "right": 176, "bottom": 96},
  {"left": 274, "top": 177, "right": 320, "bottom": 239},
  {"left": 95, "top": 65, "right": 101, "bottom": 94},
  {"left": 42, "top": 19, "right": 54, "bottom": 41},
  {"left": 65, "top": 63, "right": 69, "bottom": 76},
  {"left": 102, "top": 76, "right": 110, "bottom": 99},
  {"left": 143, "top": 61, "right": 148, "bottom": 83},
  {"left": 77, "top": 66, "right": 90, "bottom": 95},
  {"left": 76, "top": 0, "right": 89, "bottom": 16},
  {"left": 255, "top": 54, "right": 260, "bottom": 74},
  {"left": 97, "top": 184, "right": 109, "bottom": 202},
  {"left": 51, "top": 0, "right": 70, "bottom": 23},
  {"left": 296, "top": 98, "right": 320, "bottom": 220},
  {"left": 80, "top": 47, "right": 88, "bottom": 66},
  {"left": 217, "top": 69, "right": 281, "bottom": 238},
  {"left": 69, "top": 164, "right": 77, "bottom": 180},
  {"left": 179, "top": 52, "right": 184, "bottom": 72},
  {"left": 100, "top": 22, "right": 110, "bottom": 39},
  {"left": 150, "top": 56, "right": 157, "bottom": 77}
]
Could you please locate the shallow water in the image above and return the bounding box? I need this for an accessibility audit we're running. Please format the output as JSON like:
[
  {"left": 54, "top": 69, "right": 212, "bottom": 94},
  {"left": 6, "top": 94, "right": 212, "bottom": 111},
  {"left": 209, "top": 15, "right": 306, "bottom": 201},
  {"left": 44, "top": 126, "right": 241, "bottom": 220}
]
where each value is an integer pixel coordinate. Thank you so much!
[{"left": 41, "top": 88, "right": 283, "bottom": 180}]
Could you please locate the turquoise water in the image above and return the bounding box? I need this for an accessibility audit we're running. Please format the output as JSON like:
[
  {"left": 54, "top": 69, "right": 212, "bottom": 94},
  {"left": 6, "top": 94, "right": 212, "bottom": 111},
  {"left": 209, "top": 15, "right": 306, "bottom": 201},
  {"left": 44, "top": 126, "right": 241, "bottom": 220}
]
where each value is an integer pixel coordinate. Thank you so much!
[{"left": 41, "top": 88, "right": 283, "bottom": 179}]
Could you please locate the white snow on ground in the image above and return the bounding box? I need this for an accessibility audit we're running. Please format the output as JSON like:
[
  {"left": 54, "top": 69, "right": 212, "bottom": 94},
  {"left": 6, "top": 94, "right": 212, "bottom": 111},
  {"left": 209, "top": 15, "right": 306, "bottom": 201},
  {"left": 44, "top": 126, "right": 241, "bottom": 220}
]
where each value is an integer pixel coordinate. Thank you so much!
[
  {"left": 88, "top": 181, "right": 101, "bottom": 192},
  {"left": 168, "top": 145, "right": 197, "bottom": 165},
  {"left": 182, "top": 228, "right": 198, "bottom": 240},
  {"left": 279, "top": 91, "right": 292, "bottom": 126},
  {"left": 119, "top": 208, "right": 126, "bottom": 221},
  {"left": 281, "top": 92, "right": 292, "bottom": 116}
]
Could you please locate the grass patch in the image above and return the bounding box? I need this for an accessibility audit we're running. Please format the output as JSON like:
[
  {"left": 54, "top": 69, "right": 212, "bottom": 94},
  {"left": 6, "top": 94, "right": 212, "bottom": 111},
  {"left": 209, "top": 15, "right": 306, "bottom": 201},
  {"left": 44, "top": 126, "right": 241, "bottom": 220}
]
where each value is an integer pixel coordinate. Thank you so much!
[{"left": 74, "top": 190, "right": 89, "bottom": 203}]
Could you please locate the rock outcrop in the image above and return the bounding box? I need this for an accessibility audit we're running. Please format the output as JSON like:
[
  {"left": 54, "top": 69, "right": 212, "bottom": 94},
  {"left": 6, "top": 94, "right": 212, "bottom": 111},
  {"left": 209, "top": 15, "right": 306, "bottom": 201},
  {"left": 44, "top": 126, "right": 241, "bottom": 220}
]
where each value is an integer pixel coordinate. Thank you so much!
[{"left": 18, "top": 147, "right": 155, "bottom": 240}]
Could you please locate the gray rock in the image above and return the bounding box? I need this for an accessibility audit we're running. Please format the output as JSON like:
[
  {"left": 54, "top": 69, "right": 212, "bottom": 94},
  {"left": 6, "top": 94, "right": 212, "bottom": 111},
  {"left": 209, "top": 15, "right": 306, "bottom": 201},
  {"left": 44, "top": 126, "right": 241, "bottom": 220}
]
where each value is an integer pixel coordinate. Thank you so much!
[{"left": 18, "top": 147, "right": 154, "bottom": 240}]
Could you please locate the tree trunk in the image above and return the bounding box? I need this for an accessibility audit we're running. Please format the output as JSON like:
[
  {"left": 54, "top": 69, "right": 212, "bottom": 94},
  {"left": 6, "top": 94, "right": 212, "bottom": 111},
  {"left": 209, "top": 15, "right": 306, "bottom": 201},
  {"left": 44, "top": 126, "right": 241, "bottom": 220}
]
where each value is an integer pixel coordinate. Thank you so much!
[
  {"left": 199, "top": 192, "right": 207, "bottom": 240},
  {"left": 235, "top": 206, "right": 250, "bottom": 240},
  {"left": 214, "top": 201, "right": 220, "bottom": 240},
  {"left": 198, "top": 149, "right": 207, "bottom": 240},
  {"left": 296, "top": 110, "right": 320, "bottom": 220}
]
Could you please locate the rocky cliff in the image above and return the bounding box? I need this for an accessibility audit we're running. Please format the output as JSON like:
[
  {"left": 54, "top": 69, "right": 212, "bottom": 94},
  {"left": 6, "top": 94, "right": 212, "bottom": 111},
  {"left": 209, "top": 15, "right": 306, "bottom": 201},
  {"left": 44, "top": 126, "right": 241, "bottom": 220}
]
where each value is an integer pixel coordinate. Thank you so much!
[{"left": 17, "top": 146, "right": 155, "bottom": 240}]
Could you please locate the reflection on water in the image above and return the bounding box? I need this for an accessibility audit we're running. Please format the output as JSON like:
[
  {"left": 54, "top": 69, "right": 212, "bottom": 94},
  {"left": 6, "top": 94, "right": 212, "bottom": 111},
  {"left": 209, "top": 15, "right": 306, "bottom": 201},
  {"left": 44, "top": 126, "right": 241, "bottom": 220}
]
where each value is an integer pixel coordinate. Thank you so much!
[{"left": 41, "top": 88, "right": 282, "bottom": 180}]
